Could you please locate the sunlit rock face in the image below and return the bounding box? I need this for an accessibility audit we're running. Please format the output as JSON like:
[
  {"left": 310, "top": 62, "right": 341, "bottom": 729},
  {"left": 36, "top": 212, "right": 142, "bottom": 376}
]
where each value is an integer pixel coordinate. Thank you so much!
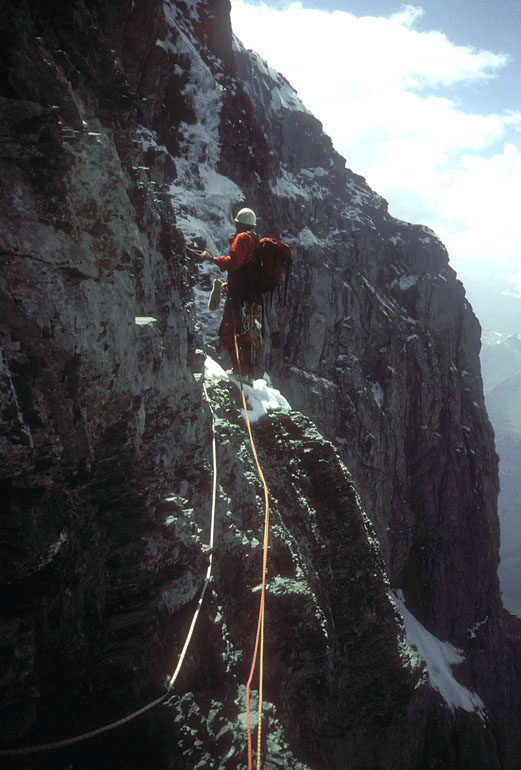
[
  {"left": 1, "top": 1, "right": 521, "bottom": 768},
  {"left": 232, "top": 28, "right": 500, "bottom": 640}
]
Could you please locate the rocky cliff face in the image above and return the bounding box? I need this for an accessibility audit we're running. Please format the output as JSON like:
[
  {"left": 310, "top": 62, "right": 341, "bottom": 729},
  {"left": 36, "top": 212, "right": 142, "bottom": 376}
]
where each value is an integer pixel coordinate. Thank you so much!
[{"left": 1, "top": 1, "right": 521, "bottom": 769}]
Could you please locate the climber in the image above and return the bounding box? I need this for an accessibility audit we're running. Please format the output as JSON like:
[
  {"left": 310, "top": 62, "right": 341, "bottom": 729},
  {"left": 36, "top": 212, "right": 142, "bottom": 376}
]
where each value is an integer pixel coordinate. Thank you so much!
[{"left": 197, "top": 208, "right": 260, "bottom": 380}]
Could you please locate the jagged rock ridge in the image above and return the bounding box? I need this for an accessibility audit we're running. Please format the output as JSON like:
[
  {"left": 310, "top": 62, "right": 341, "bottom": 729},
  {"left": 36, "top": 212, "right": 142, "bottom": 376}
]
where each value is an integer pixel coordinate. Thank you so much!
[{"left": 1, "top": 1, "right": 521, "bottom": 768}]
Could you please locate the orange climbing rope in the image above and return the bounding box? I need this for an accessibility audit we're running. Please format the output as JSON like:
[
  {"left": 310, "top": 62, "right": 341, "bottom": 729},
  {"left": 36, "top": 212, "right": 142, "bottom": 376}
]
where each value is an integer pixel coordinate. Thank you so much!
[
  {"left": 0, "top": 383, "right": 219, "bottom": 758},
  {"left": 233, "top": 333, "right": 271, "bottom": 770}
]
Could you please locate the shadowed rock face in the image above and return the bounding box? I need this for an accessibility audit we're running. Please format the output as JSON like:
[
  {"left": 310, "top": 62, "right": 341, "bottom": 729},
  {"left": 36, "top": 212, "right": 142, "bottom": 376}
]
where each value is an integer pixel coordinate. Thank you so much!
[{"left": 1, "top": 1, "right": 521, "bottom": 768}]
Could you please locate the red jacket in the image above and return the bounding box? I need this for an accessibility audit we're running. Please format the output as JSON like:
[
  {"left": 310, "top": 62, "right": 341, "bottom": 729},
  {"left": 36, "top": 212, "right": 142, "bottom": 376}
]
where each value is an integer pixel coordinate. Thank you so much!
[{"left": 214, "top": 232, "right": 256, "bottom": 272}]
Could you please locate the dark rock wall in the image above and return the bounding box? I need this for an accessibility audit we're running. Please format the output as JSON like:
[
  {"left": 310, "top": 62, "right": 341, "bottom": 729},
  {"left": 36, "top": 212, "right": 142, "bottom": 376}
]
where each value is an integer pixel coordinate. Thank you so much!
[
  {"left": 1, "top": 0, "right": 206, "bottom": 765},
  {"left": 1, "top": 1, "right": 521, "bottom": 769}
]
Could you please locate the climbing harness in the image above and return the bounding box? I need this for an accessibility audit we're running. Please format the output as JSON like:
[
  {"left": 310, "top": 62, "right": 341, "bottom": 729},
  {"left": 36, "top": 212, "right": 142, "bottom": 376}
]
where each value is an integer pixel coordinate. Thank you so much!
[
  {"left": 0, "top": 383, "right": 219, "bottom": 758},
  {"left": 233, "top": 332, "right": 271, "bottom": 770}
]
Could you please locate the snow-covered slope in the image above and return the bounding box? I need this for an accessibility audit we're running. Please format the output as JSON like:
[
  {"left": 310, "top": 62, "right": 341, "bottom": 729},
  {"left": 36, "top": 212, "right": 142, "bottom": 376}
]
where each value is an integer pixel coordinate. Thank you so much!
[{"left": 392, "top": 590, "right": 485, "bottom": 718}]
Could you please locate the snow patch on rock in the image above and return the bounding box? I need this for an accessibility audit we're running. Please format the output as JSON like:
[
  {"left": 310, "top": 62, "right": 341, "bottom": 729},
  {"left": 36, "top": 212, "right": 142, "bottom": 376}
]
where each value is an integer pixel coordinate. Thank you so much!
[
  {"left": 392, "top": 591, "right": 486, "bottom": 720},
  {"left": 204, "top": 356, "right": 291, "bottom": 423}
]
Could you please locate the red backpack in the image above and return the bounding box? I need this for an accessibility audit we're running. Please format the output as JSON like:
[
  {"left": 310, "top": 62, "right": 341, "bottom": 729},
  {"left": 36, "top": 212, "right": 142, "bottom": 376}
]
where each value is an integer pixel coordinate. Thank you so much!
[
  {"left": 240, "top": 236, "right": 293, "bottom": 304},
  {"left": 257, "top": 238, "right": 292, "bottom": 298}
]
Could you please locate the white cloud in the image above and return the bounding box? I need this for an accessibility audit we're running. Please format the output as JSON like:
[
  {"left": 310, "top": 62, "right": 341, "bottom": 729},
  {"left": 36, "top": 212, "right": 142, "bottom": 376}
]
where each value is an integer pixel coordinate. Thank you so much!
[
  {"left": 504, "top": 270, "right": 521, "bottom": 299},
  {"left": 435, "top": 143, "right": 521, "bottom": 265},
  {"left": 231, "top": 1, "right": 521, "bottom": 275}
]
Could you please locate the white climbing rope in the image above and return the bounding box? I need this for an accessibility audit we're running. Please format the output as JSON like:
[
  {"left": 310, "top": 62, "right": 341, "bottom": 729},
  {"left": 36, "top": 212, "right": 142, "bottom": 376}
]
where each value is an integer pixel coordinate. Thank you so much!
[
  {"left": 0, "top": 381, "right": 219, "bottom": 757},
  {"left": 166, "top": 381, "right": 217, "bottom": 689}
]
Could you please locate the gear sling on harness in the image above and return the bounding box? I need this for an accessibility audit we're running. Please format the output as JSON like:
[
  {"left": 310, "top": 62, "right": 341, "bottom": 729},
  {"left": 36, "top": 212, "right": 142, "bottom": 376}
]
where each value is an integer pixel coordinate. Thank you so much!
[{"left": 219, "top": 289, "right": 258, "bottom": 376}]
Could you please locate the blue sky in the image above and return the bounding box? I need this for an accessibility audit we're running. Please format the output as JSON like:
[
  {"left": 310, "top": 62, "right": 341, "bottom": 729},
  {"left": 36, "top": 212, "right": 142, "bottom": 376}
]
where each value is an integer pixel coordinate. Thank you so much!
[
  {"left": 237, "top": 0, "right": 521, "bottom": 115},
  {"left": 231, "top": 1, "right": 521, "bottom": 332},
  {"left": 334, "top": 0, "right": 521, "bottom": 114}
]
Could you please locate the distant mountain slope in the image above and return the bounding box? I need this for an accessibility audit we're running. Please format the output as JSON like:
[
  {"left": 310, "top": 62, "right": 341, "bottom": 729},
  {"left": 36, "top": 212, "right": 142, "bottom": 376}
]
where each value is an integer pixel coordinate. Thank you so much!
[
  {"left": 482, "top": 333, "right": 521, "bottom": 434},
  {"left": 487, "top": 370, "right": 521, "bottom": 434},
  {"left": 482, "top": 333, "right": 521, "bottom": 616}
]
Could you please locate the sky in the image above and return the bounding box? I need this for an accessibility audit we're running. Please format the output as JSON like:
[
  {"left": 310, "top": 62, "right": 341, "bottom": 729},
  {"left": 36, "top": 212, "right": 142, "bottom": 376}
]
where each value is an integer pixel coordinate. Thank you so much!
[{"left": 231, "top": 0, "right": 521, "bottom": 333}]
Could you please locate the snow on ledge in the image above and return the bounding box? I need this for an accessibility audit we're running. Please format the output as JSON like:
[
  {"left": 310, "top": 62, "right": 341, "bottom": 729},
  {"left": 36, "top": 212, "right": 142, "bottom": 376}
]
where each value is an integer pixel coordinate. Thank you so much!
[
  {"left": 135, "top": 316, "right": 157, "bottom": 326},
  {"left": 242, "top": 378, "right": 291, "bottom": 423},
  {"left": 204, "top": 356, "right": 291, "bottom": 423},
  {"left": 391, "top": 590, "right": 486, "bottom": 721}
]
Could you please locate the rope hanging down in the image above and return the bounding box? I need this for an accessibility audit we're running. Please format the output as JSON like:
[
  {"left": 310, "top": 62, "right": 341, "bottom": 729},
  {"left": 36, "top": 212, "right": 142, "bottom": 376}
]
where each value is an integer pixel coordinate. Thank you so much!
[
  {"left": 232, "top": 334, "right": 271, "bottom": 770},
  {"left": 0, "top": 383, "right": 219, "bottom": 758},
  {"left": 166, "top": 381, "right": 218, "bottom": 690}
]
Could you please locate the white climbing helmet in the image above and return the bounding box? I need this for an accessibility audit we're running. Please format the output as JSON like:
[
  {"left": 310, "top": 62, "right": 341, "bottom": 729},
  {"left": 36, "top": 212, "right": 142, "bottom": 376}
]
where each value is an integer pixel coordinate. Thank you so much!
[{"left": 234, "top": 207, "right": 257, "bottom": 227}]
